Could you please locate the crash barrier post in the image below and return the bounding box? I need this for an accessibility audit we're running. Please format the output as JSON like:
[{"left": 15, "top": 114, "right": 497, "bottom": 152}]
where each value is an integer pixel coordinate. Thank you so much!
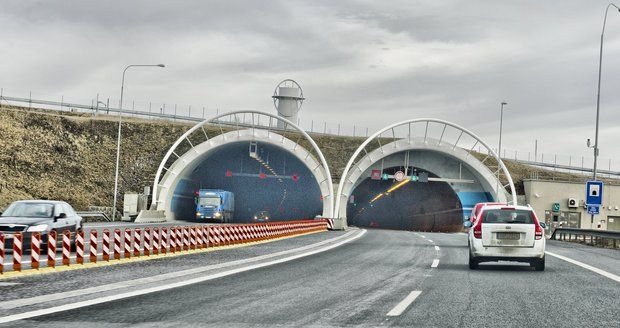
[
  {"left": 90, "top": 230, "right": 98, "bottom": 263},
  {"left": 76, "top": 230, "right": 85, "bottom": 265},
  {"left": 103, "top": 229, "right": 111, "bottom": 261},
  {"left": 190, "top": 226, "right": 197, "bottom": 250},
  {"left": 62, "top": 230, "right": 71, "bottom": 266},
  {"left": 176, "top": 227, "right": 182, "bottom": 252},
  {"left": 47, "top": 230, "right": 56, "bottom": 268},
  {"left": 182, "top": 227, "right": 190, "bottom": 251},
  {"left": 161, "top": 227, "right": 168, "bottom": 254},
  {"left": 31, "top": 232, "right": 41, "bottom": 270},
  {"left": 12, "top": 232, "right": 23, "bottom": 272},
  {"left": 152, "top": 228, "right": 159, "bottom": 255},
  {"left": 144, "top": 228, "right": 151, "bottom": 256},
  {"left": 169, "top": 227, "right": 177, "bottom": 254},
  {"left": 124, "top": 228, "right": 131, "bottom": 259},
  {"left": 133, "top": 228, "right": 141, "bottom": 257},
  {"left": 114, "top": 229, "right": 121, "bottom": 260},
  {"left": 0, "top": 234, "right": 4, "bottom": 274}
]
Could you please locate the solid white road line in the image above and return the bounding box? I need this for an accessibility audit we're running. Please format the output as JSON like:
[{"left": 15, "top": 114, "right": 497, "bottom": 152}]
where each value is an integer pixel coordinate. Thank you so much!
[
  {"left": 431, "top": 259, "right": 440, "bottom": 268},
  {"left": 434, "top": 246, "right": 440, "bottom": 251},
  {"left": 545, "top": 251, "right": 620, "bottom": 284},
  {"left": 0, "top": 230, "right": 367, "bottom": 323},
  {"left": 386, "top": 291, "right": 422, "bottom": 316}
]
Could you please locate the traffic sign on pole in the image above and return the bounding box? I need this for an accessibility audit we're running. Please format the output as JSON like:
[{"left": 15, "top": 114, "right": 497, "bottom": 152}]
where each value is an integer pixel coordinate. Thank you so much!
[
  {"left": 586, "top": 180, "right": 603, "bottom": 206},
  {"left": 394, "top": 171, "right": 405, "bottom": 182},
  {"left": 587, "top": 205, "right": 600, "bottom": 215}
]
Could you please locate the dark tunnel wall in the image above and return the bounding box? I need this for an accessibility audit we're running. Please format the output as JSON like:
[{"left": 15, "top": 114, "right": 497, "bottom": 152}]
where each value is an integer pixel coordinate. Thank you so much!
[
  {"left": 171, "top": 141, "right": 323, "bottom": 222},
  {"left": 347, "top": 166, "right": 463, "bottom": 232}
]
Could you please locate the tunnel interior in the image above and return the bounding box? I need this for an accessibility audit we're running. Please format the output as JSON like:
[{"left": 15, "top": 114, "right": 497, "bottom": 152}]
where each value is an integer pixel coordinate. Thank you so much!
[
  {"left": 170, "top": 141, "right": 323, "bottom": 222},
  {"left": 346, "top": 166, "right": 466, "bottom": 232}
]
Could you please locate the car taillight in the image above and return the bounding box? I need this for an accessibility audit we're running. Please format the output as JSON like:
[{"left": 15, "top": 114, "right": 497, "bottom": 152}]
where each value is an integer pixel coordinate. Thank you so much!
[
  {"left": 473, "top": 222, "right": 482, "bottom": 239},
  {"left": 535, "top": 223, "right": 543, "bottom": 240}
]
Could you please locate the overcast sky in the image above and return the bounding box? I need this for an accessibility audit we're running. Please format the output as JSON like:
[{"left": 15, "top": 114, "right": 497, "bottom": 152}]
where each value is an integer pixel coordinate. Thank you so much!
[{"left": 1, "top": 1, "right": 619, "bottom": 169}]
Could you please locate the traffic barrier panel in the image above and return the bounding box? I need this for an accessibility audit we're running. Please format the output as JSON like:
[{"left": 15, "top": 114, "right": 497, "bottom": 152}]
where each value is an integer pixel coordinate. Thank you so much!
[
  {"left": 161, "top": 227, "right": 168, "bottom": 254},
  {"left": 152, "top": 228, "right": 159, "bottom": 255},
  {"left": 103, "top": 229, "right": 111, "bottom": 261},
  {"left": 124, "top": 229, "right": 131, "bottom": 259},
  {"left": 114, "top": 229, "right": 122, "bottom": 260},
  {"left": 31, "top": 232, "right": 41, "bottom": 270},
  {"left": 76, "top": 230, "right": 85, "bottom": 265},
  {"left": 190, "top": 227, "right": 197, "bottom": 250},
  {"left": 144, "top": 228, "right": 151, "bottom": 257},
  {"left": 182, "top": 227, "right": 190, "bottom": 251},
  {"left": 90, "top": 230, "right": 98, "bottom": 263},
  {"left": 169, "top": 227, "right": 177, "bottom": 254},
  {"left": 133, "top": 228, "right": 141, "bottom": 257},
  {"left": 47, "top": 230, "right": 56, "bottom": 268},
  {"left": 62, "top": 230, "right": 71, "bottom": 266},
  {"left": 175, "top": 227, "right": 182, "bottom": 252},
  {"left": 13, "top": 232, "right": 23, "bottom": 272},
  {"left": 0, "top": 234, "right": 4, "bottom": 274}
]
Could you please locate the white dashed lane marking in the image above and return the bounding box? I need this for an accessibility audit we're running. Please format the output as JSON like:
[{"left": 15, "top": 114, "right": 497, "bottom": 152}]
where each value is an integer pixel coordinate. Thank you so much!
[{"left": 387, "top": 291, "right": 422, "bottom": 316}]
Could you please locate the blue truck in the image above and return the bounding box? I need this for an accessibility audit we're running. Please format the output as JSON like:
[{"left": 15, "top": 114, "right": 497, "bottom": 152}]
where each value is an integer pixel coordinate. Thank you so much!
[{"left": 195, "top": 189, "right": 235, "bottom": 223}]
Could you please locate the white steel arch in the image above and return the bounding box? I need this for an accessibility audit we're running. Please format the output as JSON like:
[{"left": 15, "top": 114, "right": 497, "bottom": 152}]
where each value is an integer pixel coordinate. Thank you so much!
[
  {"left": 334, "top": 118, "right": 517, "bottom": 223},
  {"left": 152, "top": 110, "right": 334, "bottom": 219}
]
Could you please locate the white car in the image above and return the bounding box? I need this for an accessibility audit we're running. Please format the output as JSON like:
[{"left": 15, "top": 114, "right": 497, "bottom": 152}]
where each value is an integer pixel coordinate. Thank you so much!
[{"left": 464, "top": 204, "right": 546, "bottom": 271}]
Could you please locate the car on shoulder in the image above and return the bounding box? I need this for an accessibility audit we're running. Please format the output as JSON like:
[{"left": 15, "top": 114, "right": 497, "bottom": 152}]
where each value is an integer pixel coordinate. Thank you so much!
[
  {"left": 464, "top": 204, "right": 546, "bottom": 271},
  {"left": 252, "top": 211, "right": 270, "bottom": 223},
  {"left": 0, "top": 200, "right": 83, "bottom": 251}
]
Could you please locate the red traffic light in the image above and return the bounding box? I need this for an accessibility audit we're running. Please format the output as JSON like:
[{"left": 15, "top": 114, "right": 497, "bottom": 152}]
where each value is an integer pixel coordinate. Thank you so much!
[
  {"left": 225, "top": 170, "right": 233, "bottom": 177},
  {"left": 259, "top": 172, "right": 266, "bottom": 179}
]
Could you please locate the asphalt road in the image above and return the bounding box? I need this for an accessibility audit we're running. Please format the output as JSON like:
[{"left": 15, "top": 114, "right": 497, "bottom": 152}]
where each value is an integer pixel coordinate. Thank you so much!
[{"left": 4, "top": 229, "right": 620, "bottom": 327}]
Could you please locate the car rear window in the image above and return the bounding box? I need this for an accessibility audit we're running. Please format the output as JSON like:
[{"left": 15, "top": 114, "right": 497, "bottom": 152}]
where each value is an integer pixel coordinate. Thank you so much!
[{"left": 482, "top": 209, "right": 534, "bottom": 224}]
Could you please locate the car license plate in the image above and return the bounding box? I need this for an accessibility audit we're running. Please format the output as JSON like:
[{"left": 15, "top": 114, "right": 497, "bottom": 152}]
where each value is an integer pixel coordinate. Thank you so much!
[{"left": 496, "top": 232, "right": 519, "bottom": 240}]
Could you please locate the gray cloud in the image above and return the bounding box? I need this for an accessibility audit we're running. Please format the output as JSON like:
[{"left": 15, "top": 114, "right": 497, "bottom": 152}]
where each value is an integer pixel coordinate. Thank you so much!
[{"left": 0, "top": 0, "right": 619, "bottom": 169}]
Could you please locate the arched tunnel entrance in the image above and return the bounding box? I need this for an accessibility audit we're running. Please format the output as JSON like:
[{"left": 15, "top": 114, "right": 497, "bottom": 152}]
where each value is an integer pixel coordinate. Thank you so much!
[
  {"left": 346, "top": 166, "right": 465, "bottom": 231},
  {"left": 153, "top": 111, "right": 334, "bottom": 223},
  {"left": 171, "top": 141, "right": 323, "bottom": 222}
]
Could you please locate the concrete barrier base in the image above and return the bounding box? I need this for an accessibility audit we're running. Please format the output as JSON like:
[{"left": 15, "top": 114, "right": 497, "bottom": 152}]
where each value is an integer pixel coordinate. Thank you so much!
[
  {"left": 331, "top": 217, "right": 348, "bottom": 230},
  {"left": 135, "top": 210, "right": 167, "bottom": 223}
]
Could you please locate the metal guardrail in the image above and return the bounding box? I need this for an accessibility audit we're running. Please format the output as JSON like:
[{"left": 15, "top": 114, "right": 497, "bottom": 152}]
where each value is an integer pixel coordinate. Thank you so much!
[
  {"left": 551, "top": 227, "right": 620, "bottom": 248},
  {"left": 513, "top": 159, "right": 620, "bottom": 177},
  {"left": 77, "top": 211, "right": 112, "bottom": 222}
]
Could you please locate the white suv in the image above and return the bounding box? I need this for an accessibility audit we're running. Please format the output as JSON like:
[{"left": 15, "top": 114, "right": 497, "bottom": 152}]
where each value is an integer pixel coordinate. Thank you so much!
[{"left": 464, "top": 204, "right": 546, "bottom": 271}]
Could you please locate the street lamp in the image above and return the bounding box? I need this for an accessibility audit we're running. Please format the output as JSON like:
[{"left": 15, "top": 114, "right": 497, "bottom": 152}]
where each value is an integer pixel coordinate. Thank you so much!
[
  {"left": 591, "top": 3, "right": 619, "bottom": 224},
  {"left": 498, "top": 101, "right": 508, "bottom": 159},
  {"left": 112, "top": 64, "right": 165, "bottom": 221}
]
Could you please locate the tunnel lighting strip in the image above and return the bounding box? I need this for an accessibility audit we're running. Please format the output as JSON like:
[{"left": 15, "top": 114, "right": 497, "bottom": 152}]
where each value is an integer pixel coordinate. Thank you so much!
[{"left": 387, "top": 179, "right": 410, "bottom": 194}]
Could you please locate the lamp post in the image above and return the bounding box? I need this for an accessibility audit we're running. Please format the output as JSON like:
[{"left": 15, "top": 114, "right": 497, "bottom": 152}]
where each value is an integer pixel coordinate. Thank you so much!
[
  {"left": 112, "top": 64, "right": 165, "bottom": 221},
  {"left": 591, "top": 3, "right": 619, "bottom": 224}
]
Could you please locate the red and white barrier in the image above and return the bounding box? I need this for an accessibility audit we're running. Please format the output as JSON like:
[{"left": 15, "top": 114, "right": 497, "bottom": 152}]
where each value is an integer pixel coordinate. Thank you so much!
[
  {"left": 114, "top": 229, "right": 122, "bottom": 260},
  {"left": 90, "top": 230, "right": 98, "bottom": 263},
  {"left": 0, "top": 234, "right": 4, "bottom": 274},
  {"left": 182, "top": 227, "right": 190, "bottom": 251},
  {"left": 103, "top": 229, "right": 111, "bottom": 261},
  {"left": 31, "top": 232, "right": 41, "bottom": 270},
  {"left": 76, "top": 230, "right": 85, "bottom": 265},
  {"left": 47, "top": 230, "right": 57, "bottom": 268},
  {"left": 169, "top": 227, "right": 177, "bottom": 254},
  {"left": 161, "top": 227, "right": 168, "bottom": 254},
  {"left": 13, "top": 232, "right": 23, "bottom": 272},
  {"left": 143, "top": 228, "right": 151, "bottom": 256},
  {"left": 124, "top": 228, "right": 131, "bottom": 259},
  {"left": 62, "top": 230, "right": 71, "bottom": 266},
  {"left": 175, "top": 227, "right": 182, "bottom": 252},
  {"left": 133, "top": 228, "right": 141, "bottom": 257}
]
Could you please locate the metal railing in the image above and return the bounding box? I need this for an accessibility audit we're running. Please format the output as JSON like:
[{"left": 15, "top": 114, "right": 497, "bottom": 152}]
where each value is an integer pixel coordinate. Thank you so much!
[{"left": 551, "top": 227, "right": 620, "bottom": 249}]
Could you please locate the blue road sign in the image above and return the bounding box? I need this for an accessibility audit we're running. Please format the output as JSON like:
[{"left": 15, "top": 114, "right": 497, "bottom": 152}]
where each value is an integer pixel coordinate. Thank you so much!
[
  {"left": 587, "top": 205, "right": 600, "bottom": 215},
  {"left": 585, "top": 180, "right": 603, "bottom": 205}
]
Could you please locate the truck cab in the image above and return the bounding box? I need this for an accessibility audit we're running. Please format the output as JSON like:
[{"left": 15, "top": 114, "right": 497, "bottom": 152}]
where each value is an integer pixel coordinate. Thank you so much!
[{"left": 195, "top": 189, "right": 234, "bottom": 223}]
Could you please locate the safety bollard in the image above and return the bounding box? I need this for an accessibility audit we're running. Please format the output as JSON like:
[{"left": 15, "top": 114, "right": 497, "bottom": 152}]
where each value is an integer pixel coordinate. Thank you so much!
[
  {"left": 189, "top": 226, "right": 197, "bottom": 250},
  {"left": 47, "top": 230, "right": 56, "bottom": 268},
  {"left": 113, "top": 229, "right": 121, "bottom": 260},
  {"left": 89, "top": 230, "right": 98, "bottom": 263},
  {"left": 133, "top": 228, "right": 141, "bottom": 257},
  {"left": 62, "top": 230, "right": 71, "bottom": 266},
  {"left": 76, "top": 230, "right": 85, "bottom": 265},
  {"left": 31, "top": 232, "right": 41, "bottom": 270},
  {"left": 13, "top": 232, "right": 23, "bottom": 272},
  {"left": 169, "top": 227, "right": 176, "bottom": 254},
  {"left": 175, "top": 227, "right": 182, "bottom": 252},
  {"left": 144, "top": 228, "right": 151, "bottom": 256},
  {"left": 182, "top": 227, "right": 190, "bottom": 251},
  {"left": 161, "top": 227, "right": 168, "bottom": 254},
  {"left": 152, "top": 228, "right": 159, "bottom": 255},
  {"left": 124, "top": 228, "right": 131, "bottom": 259},
  {"left": 102, "top": 229, "right": 110, "bottom": 261},
  {"left": 0, "top": 233, "right": 4, "bottom": 274},
  {"left": 197, "top": 226, "right": 205, "bottom": 249}
]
